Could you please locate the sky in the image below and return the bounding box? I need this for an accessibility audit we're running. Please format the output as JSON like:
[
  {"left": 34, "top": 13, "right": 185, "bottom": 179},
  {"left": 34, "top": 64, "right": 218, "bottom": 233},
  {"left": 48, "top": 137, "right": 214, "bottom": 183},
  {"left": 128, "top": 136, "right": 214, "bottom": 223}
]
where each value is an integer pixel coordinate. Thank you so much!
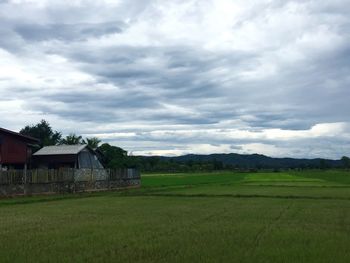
[{"left": 0, "top": 0, "right": 350, "bottom": 159}]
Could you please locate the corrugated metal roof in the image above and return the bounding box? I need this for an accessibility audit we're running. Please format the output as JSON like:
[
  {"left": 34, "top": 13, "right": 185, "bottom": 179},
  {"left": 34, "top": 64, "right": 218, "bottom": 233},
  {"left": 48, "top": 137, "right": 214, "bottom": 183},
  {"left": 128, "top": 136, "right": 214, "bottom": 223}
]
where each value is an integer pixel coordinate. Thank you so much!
[{"left": 33, "top": 145, "right": 87, "bottom": 156}]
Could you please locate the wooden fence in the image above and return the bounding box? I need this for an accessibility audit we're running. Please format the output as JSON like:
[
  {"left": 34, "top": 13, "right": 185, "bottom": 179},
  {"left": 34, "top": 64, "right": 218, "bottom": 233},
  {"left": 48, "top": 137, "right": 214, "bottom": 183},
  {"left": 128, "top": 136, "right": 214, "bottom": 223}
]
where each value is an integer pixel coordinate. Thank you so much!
[{"left": 0, "top": 168, "right": 140, "bottom": 197}]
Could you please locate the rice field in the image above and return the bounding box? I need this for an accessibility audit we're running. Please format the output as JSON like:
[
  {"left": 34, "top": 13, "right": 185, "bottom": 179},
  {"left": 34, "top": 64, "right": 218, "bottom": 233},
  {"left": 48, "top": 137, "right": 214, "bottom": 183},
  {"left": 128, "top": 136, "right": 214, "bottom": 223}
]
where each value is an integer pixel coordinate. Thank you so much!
[{"left": 0, "top": 170, "right": 350, "bottom": 262}]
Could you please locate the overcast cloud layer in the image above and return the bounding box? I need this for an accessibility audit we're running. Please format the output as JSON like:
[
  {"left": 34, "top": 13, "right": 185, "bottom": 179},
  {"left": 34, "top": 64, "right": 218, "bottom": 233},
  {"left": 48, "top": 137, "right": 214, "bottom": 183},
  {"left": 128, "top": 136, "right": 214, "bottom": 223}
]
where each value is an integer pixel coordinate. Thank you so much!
[{"left": 1, "top": 0, "right": 350, "bottom": 158}]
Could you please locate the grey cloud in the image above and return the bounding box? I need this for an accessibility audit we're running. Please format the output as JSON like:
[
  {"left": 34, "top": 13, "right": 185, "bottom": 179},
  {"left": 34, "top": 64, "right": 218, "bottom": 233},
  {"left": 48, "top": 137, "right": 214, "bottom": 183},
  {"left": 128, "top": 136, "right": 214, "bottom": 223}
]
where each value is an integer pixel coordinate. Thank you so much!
[
  {"left": 67, "top": 45, "right": 255, "bottom": 102},
  {"left": 27, "top": 92, "right": 160, "bottom": 123},
  {"left": 1, "top": 0, "right": 350, "bottom": 158},
  {"left": 0, "top": 26, "right": 25, "bottom": 53},
  {"left": 230, "top": 145, "right": 243, "bottom": 150},
  {"left": 14, "top": 21, "right": 126, "bottom": 42}
]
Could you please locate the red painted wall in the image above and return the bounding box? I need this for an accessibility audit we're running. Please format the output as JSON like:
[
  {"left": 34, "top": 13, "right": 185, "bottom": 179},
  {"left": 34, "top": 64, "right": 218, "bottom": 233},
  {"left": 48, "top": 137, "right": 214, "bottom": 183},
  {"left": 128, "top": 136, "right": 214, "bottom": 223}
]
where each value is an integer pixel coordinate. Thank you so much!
[{"left": 0, "top": 132, "right": 32, "bottom": 165}]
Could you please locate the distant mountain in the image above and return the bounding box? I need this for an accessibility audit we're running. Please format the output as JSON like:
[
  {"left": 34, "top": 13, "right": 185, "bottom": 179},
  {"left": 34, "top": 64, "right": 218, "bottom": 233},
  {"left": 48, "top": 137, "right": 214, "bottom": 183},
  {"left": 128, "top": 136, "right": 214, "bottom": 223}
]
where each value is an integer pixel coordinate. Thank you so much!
[{"left": 142, "top": 153, "right": 342, "bottom": 169}]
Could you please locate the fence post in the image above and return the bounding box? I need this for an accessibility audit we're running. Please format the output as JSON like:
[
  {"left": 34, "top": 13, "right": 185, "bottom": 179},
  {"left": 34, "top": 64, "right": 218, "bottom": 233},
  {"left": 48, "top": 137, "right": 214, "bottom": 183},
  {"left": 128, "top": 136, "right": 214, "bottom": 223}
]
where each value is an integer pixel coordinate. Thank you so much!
[
  {"left": 107, "top": 169, "right": 110, "bottom": 190},
  {"left": 23, "top": 163, "right": 27, "bottom": 195},
  {"left": 73, "top": 168, "right": 76, "bottom": 193}
]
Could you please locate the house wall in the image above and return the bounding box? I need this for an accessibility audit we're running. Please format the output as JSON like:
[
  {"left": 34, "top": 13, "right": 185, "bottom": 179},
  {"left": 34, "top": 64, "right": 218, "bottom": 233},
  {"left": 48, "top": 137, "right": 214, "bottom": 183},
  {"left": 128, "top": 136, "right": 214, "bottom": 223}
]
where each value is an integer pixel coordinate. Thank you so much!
[
  {"left": 33, "top": 155, "right": 77, "bottom": 169},
  {"left": 0, "top": 131, "right": 31, "bottom": 165}
]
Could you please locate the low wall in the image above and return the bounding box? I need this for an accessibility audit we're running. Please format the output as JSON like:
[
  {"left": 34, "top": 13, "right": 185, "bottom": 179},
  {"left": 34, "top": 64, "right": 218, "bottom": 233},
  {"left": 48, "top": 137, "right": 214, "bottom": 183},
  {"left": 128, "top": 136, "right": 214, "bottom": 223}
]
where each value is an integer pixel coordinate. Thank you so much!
[{"left": 0, "top": 168, "right": 141, "bottom": 197}]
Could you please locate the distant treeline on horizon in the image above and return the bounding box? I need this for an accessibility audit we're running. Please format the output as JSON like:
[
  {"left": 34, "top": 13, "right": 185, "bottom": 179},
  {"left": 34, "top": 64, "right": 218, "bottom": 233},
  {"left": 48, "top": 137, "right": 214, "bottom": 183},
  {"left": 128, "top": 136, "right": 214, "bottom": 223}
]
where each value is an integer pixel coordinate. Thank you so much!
[
  {"left": 18, "top": 120, "right": 350, "bottom": 173},
  {"left": 125, "top": 153, "right": 349, "bottom": 173}
]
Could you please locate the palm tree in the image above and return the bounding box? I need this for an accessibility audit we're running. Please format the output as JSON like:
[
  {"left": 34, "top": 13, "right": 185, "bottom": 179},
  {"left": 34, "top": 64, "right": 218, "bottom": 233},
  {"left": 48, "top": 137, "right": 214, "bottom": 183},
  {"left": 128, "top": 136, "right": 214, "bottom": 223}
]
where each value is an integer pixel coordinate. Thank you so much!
[
  {"left": 83, "top": 137, "right": 101, "bottom": 149},
  {"left": 59, "top": 134, "right": 83, "bottom": 145}
]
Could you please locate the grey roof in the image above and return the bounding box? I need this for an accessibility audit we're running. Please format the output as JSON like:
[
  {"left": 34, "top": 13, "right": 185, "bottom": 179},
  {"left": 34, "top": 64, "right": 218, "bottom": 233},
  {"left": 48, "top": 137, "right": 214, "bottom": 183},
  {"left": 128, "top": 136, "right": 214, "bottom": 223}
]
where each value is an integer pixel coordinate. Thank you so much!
[{"left": 33, "top": 145, "right": 87, "bottom": 156}]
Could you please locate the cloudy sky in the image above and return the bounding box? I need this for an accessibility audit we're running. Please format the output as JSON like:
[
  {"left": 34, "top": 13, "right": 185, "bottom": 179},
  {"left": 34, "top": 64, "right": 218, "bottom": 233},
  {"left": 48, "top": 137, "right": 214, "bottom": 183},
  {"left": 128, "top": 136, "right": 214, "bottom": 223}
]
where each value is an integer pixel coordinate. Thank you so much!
[{"left": 0, "top": 0, "right": 350, "bottom": 158}]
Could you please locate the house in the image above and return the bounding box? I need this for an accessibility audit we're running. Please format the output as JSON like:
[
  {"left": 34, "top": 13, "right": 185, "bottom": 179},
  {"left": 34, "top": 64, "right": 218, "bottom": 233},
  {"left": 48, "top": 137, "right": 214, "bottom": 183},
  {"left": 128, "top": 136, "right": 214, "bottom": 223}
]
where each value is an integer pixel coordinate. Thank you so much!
[
  {"left": 33, "top": 145, "right": 104, "bottom": 169},
  {"left": 0, "top": 127, "right": 40, "bottom": 170}
]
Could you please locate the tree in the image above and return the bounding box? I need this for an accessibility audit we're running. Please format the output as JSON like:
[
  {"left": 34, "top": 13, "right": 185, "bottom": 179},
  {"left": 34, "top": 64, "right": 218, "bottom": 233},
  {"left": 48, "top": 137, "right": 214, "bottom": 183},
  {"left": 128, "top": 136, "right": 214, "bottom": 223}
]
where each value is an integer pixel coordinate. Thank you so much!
[
  {"left": 83, "top": 137, "right": 101, "bottom": 148},
  {"left": 20, "top": 120, "right": 62, "bottom": 146},
  {"left": 98, "top": 143, "right": 128, "bottom": 168},
  {"left": 59, "top": 134, "right": 83, "bottom": 145},
  {"left": 319, "top": 159, "right": 330, "bottom": 170},
  {"left": 212, "top": 158, "right": 224, "bottom": 170},
  {"left": 341, "top": 156, "right": 350, "bottom": 169}
]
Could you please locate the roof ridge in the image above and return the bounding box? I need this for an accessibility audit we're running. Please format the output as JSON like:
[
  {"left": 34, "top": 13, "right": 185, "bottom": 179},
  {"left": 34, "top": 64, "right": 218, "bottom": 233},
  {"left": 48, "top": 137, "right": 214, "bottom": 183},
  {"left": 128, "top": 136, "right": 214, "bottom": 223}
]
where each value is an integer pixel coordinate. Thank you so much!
[
  {"left": 34, "top": 144, "right": 88, "bottom": 156},
  {"left": 0, "top": 127, "right": 40, "bottom": 142}
]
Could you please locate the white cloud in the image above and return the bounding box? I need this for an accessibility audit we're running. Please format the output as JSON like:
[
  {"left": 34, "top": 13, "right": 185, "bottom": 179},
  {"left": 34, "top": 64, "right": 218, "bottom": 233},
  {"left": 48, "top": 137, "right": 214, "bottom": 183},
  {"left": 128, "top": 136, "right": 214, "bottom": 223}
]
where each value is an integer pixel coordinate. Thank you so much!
[{"left": 0, "top": 0, "right": 350, "bottom": 159}]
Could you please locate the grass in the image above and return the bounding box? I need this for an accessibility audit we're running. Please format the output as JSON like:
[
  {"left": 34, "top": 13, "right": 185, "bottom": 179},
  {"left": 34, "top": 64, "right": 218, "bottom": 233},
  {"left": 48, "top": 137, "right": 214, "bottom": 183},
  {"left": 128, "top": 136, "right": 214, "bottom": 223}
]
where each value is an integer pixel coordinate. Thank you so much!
[{"left": 1, "top": 170, "right": 350, "bottom": 262}]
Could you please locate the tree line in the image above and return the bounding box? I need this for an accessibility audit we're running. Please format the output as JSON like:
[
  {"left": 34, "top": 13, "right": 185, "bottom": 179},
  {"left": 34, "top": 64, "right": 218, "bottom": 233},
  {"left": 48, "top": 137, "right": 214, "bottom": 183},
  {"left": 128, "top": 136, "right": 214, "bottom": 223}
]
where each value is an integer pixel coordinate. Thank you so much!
[
  {"left": 20, "top": 120, "right": 130, "bottom": 168},
  {"left": 20, "top": 120, "right": 101, "bottom": 148}
]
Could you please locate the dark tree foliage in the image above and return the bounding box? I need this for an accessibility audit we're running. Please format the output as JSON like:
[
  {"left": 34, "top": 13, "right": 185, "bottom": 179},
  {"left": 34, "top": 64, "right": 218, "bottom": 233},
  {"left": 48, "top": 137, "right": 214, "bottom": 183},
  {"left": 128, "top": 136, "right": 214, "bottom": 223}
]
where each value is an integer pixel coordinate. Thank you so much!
[
  {"left": 319, "top": 159, "right": 330, "bottom": 170},
  {"left": 59, "top": 134, "right": 83, "bottom": 145},
  {"left": 20, "top": 120, "right": 62, "bottom": 146},
  {"left": 341, "top": 156, "right": 350, "bottom": 169},
  {"left": 83, "top": 137, "right": 101, "bottom": 148},
  {"left": 212, "top": 158, "right": 224, "bottom": 170},
  {"left": 127, "top": 154, "right": 344, "bottom": 173},
  {"left": 98, "top": 143, "right": 129, "bottom": 168}
]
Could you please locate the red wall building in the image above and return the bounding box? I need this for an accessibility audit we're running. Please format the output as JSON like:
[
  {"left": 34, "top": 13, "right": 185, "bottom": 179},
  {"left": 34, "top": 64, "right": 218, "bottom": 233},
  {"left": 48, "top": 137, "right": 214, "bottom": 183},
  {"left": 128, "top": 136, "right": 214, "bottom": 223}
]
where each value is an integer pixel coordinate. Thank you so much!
[{"left": 0, "top": 127, "right": 40, "bottom": 169}]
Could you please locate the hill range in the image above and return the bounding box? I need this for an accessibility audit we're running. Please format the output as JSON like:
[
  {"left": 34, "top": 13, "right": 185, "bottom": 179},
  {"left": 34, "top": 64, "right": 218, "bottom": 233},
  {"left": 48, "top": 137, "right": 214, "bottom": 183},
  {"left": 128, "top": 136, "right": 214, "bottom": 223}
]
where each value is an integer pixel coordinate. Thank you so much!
[{"left": 143, "top": 153, "right": 343, "bottom": 169}]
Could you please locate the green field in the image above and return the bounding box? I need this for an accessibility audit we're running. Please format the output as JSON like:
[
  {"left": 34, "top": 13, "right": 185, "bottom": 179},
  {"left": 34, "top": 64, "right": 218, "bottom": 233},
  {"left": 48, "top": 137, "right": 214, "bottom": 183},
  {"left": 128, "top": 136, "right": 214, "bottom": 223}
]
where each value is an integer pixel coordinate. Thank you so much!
[{"left": 1, "top": 170, "right": 350, "bottom": 262}]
